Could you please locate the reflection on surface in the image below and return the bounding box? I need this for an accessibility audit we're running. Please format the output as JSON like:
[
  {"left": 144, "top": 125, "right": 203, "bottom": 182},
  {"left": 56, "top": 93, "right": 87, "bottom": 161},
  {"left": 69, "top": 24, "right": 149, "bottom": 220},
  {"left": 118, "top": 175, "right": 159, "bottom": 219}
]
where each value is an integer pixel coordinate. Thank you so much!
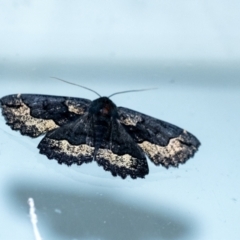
[{"left": 9, "top": 180, "right": 197, "bottom": 240}]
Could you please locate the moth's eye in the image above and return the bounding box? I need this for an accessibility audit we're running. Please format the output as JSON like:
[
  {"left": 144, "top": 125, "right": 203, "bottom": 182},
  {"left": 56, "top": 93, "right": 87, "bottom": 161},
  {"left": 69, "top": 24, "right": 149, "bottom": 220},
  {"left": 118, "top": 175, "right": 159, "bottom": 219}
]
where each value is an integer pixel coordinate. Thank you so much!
[{"left": 100, "top": 108, "right": 109, "bottom": 115}]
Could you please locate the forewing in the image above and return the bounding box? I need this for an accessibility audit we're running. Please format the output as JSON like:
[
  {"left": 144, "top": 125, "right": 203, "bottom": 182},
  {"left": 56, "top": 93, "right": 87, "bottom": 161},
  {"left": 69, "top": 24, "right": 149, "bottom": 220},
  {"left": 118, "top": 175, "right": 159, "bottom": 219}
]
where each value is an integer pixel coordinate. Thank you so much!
[
  {"left": 118, "top": 107, "right": 200, "bottom": 167},
  {"left": 95, "top": 120, "right": 149, "bottom": 179},
  {"left": 38, "top": 114, "right": 94, "bottom": 166},
  {"left": 0, "top": 94, "right": 91, "bottom": 137}
]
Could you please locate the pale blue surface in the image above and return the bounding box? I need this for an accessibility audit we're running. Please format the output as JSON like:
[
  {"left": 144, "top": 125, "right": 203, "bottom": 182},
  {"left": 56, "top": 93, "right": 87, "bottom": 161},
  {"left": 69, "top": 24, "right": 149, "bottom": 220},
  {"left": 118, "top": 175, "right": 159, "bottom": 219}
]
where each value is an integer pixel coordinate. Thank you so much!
[
  {"left": 1, "top": 0, "right": 240, "bottom": 61},
  {"left": 0, "top": 63, "right": 240, "bottom": 240},
  {"left": 0, "top": 1, "right": 240, "bottom": 240}
]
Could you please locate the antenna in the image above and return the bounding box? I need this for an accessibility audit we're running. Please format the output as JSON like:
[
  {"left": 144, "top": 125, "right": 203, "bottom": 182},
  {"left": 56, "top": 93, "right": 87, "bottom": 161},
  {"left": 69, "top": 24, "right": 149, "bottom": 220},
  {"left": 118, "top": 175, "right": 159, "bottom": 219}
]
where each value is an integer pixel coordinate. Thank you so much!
[
  {"left": 108, "top": 87, "right": 158, "bottom": 98},
  {"left": 51, "top": 77, "right": 101, "bottom": 97},
  {"left": 51, "top": 77, "right": 157, "bottom": 99}
]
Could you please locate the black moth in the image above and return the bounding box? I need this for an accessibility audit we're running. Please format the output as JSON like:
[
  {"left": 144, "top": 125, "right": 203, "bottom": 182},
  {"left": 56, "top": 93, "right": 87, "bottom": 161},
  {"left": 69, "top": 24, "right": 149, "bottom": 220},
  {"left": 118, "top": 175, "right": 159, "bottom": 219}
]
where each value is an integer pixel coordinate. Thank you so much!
[{"left": 0, "top": 89, "right": 200, "bottom": 179}]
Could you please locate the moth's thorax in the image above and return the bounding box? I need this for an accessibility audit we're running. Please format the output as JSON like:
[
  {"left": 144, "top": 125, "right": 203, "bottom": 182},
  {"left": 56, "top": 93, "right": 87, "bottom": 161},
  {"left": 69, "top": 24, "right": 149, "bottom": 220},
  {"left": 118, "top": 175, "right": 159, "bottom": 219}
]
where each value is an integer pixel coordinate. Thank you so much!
[{"left": 89, "top": 97, "right": 118, "bottom": 119}]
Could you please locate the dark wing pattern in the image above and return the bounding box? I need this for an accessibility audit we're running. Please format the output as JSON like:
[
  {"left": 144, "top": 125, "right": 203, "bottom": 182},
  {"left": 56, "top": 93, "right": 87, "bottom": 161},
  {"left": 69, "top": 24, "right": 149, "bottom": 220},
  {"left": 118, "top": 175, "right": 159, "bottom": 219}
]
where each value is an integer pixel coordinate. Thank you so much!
[
  {"left": 38, "top": 114, "right": 94, "bottom": 165},
  {"left": 95, "top": 120, "right": 149, "bottom": 179},
  {"left": 38, "top": 114, "right": 149, "bottom": 179},
  {"left": 118, "top": 107, "right": 200, "bottom": 168},
  {"left": 0, "top": 94, "right": 91, "bottom": 137},
  {"left": 1, "top": 92, "right": 200, "bottom": 179}
]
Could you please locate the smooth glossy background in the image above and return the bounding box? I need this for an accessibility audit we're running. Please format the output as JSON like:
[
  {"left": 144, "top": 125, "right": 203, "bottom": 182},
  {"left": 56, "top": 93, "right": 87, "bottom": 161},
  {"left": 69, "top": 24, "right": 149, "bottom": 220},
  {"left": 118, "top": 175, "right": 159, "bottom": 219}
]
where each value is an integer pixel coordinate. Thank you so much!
[{"left": 1, "top": 1, "right": 240, "bottom": 240}]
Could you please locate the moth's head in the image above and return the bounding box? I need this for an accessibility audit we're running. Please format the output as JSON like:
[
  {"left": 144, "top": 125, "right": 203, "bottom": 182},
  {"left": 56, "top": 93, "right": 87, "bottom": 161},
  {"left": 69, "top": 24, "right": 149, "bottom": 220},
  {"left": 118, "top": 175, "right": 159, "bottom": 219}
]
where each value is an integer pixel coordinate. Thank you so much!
[{"left": 89, "top": 97, "right": 118, "bottom": 118}]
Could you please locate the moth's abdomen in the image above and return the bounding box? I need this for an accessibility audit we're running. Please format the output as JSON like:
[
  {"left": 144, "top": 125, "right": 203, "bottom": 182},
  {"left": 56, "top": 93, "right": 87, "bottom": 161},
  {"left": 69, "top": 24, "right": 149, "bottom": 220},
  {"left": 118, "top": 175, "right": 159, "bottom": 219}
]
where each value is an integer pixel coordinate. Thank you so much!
[{"left": 93, "top": 119, "right": 110, "bottom": 153}]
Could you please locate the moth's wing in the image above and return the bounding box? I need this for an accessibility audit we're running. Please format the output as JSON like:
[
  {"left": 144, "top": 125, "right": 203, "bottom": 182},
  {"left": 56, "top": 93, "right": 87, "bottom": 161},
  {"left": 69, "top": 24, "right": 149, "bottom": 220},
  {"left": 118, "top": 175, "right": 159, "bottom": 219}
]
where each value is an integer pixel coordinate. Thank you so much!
[
  {"left": 0, "top": 94, "right": 91, "bottom": 137},
  {"left": 95, "top": 120, "right": 149, "bottom": 179},
  {"left": 38, "top": 114, "right": 149, "bottom": 179},
  {"left": 38, "top": 114, "right": 94, "bottom": 166},
  {"left": 118, "top": 107, "right": 200, "bottom": 168}
]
